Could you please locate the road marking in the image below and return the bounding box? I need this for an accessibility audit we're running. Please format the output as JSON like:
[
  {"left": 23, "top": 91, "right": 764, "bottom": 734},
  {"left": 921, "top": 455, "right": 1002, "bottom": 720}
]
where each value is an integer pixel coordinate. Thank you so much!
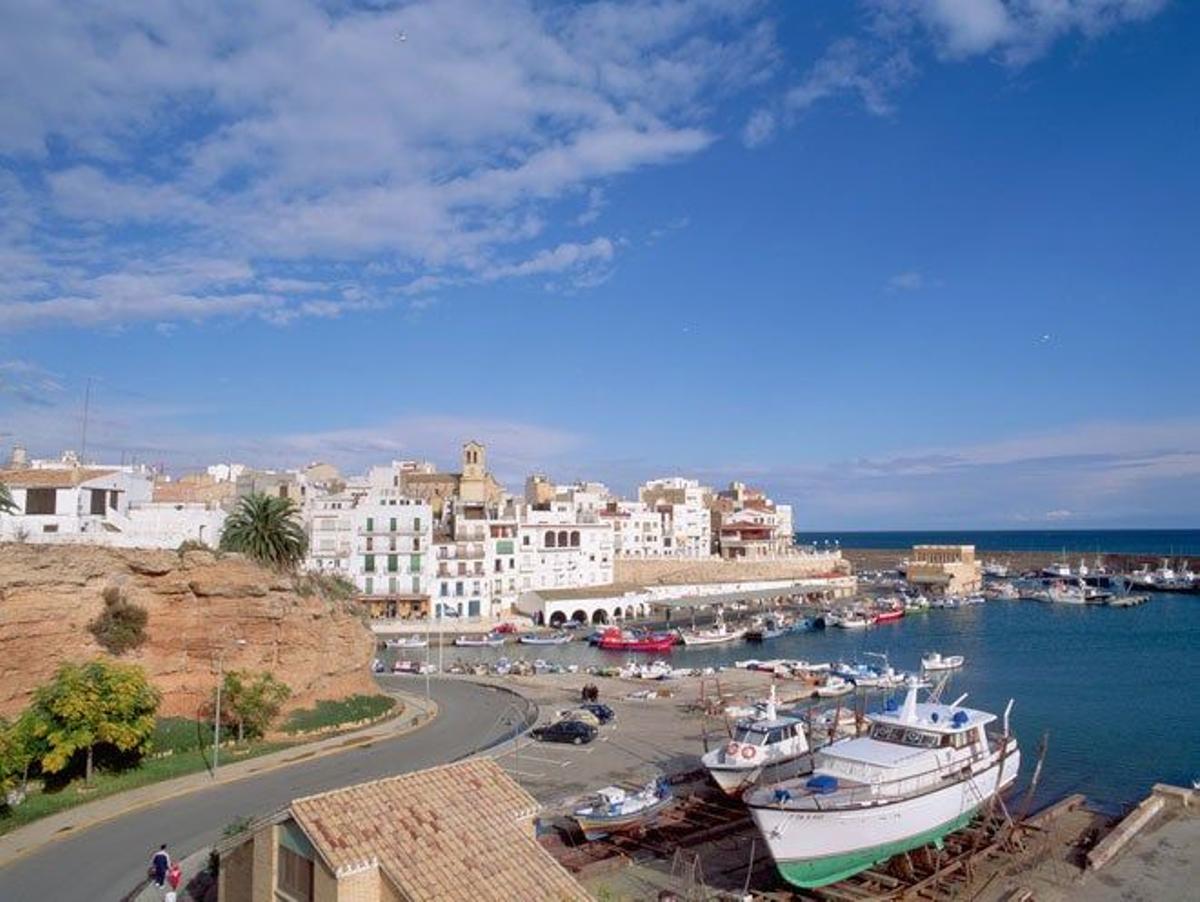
[
  {"left": 500, "top": 767, "right": 545, "bottom": 779},
  {"left": 501, "top": 753, "right": 565, "bottom": 766}
]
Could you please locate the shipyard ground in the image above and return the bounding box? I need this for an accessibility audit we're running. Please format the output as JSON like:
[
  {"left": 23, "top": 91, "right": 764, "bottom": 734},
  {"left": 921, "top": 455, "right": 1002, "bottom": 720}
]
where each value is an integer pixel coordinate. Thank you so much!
[{"left": 435, "top": 672, "right": 1198, "bottom": 901}]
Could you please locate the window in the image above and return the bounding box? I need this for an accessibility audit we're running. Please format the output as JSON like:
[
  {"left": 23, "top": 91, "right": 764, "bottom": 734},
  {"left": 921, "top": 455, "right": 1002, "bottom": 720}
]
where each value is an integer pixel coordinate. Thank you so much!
[
  {"left": 366, "top": 517, "right": 374, "bottom": 533},
  {"left": 388, "top": 577, "right": 397, "bottom": 594},
  {"left": 25, "top": 488, "right": 56, "bottom": 515},
  {"left": 387, "top": 554, "right": 398, "bottom": 573},
  {"left": 557, "top": 530, "right": 568, "bottom": 547},
  {"left": 410, "top": 554, "right": 422, "bottom": 571},
  {"left": 277, "top": 845, "right": 314, "bottom": 902},
  {"left": 108, "top": 490, "right": 118, "bottom": 509},
  {"left": 412, "top": 576, "right": 420, "bottom": 594},
  {"left": 364, "top": 555, "right": 376, "bottom": 573},
  {"left": 89, "top": 489, "right": 106, "bottom": 515},
  {"left": 545, "top": 530, "right": 556, "bottom": 548},
  {"left": 364, "top": 577, "right": 373, "bottom": 595},
  {"left": 390, "top": 517, "right": 397, "bottom": 533},
  {"left": 522, "top": 535, "right": 530, "bottom": 546},
  {"left": 455, "top": 582, "right": 463, "bottom": 596},
  {"left": 570, "top": 530, "right": 581, "bottom": 547},
  {"left": 414, "top": 517, "right": 421, "bottom": 531}
]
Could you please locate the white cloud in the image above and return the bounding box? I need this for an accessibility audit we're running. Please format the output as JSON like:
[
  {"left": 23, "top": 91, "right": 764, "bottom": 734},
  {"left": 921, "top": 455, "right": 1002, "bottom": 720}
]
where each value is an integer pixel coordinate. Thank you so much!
[
  {"left": 741, "top": 108, "right": 777, "bottom": 147},
  {"left": 0, "top": 0, "right": 776, "bottom": 331},
  {"left": 786, "top": 39, "right": 915, "bottom": 117},
  {"left": 887, "top": 270, "right": 925, "bottom": 291}
]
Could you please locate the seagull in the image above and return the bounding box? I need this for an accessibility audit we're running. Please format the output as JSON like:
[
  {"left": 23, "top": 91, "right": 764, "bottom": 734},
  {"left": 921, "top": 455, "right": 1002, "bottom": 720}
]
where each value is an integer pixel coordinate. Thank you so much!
[
  {"left": 1037, "top": 333, "right": 1053, "bottom": 344},
  {"left": 395, "top": 30, "right": 407, "bottom": 43}
]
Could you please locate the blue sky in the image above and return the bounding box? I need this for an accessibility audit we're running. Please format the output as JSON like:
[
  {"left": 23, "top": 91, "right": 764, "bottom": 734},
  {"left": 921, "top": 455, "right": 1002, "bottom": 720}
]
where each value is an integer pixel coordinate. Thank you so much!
[{"left": 1, "top": 0, "right": 1197, "bottom": 528}]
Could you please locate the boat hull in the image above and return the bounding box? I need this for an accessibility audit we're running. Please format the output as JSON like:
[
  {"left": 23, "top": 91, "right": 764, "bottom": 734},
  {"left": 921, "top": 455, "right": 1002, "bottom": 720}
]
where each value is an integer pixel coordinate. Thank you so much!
[
  {"left": 749, "top": 750, "right": 1019, "bottom": 889},
  {"left": 707, "top": 755, "right": 814, "bottom": 796},
  {"left": 573, "top": 797, "right": 672, "bottom": 840}
]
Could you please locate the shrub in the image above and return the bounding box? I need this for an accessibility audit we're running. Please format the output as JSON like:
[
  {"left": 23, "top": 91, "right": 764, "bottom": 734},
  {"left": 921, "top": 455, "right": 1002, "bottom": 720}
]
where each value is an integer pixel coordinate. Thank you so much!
[
  {"left": 88, "top": 586, "right": 149, "bottom": 655},
  {"left": 214, "top": 672, "right": 291, "bottom": 742}
]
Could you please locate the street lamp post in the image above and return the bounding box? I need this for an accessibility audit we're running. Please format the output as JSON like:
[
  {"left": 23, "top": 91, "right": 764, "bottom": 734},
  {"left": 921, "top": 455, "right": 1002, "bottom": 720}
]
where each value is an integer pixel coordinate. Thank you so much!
[{"left": 213, "top": 637, "right": 246, "bottom": 773}]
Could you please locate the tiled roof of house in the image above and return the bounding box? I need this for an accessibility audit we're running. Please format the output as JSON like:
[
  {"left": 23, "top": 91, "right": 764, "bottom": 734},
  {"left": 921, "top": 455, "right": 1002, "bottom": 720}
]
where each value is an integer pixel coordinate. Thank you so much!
[
  {"left": 152, "top": 480, "right": 235, "bottom": 504},
  {"left": 288, "top": 758, "right": 590, "bottom": 902},
  {"left": 0, "top": 467, "right": 118, "bottom": 488}
]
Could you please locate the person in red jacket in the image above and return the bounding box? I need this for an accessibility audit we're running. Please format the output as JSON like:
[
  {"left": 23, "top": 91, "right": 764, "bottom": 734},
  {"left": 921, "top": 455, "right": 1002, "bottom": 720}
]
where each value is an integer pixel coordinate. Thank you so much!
[{"left": 167, "top": 861, "right": 183, "bottom": 890}]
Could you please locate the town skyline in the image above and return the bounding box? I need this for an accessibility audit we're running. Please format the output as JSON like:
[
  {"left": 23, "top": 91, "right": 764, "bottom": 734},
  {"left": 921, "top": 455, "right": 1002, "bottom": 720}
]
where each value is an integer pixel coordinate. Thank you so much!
[{"left": 2, "top": 1, "right": 1198, "bottom": 529}]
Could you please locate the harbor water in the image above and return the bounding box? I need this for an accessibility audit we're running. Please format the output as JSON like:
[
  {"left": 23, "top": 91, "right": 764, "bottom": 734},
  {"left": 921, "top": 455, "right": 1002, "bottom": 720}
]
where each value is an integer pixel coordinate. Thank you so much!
[
  {"left": 406, "top": 594, "right": 1200, "bottom": 812},
  {"left": 793, "top": 529, "right": 1200, "bottom": 556}
]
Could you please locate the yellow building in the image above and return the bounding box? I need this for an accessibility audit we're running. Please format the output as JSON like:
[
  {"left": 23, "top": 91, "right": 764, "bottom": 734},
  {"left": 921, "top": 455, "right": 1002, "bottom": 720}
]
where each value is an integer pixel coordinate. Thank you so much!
[{"left": 905, "top": 544, "right": 983, "bottom": 594}]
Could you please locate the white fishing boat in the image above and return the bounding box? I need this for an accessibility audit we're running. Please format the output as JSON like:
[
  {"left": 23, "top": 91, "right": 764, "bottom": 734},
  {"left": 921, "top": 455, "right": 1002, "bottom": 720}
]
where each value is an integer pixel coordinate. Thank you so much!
[
  {"left": 572, "top": 778, "right": 673, "bottom": 841},
  {"left": 518, "top": 632, "right": 572, "bottom": 645},
  {"left": 921, "top": 652, "right": 964, "bottom": 671},
  {"left": 746, "top": 680, "right": 1020, "bottom": 889},
  {"left": 831, "top": 612, "right": 871, "bottom": 629},
  {"left": 453, "top": 634, "right": 505, "bottom": 648},
  {"left": 815, "top": 675, "right": 854, "bottom": 698},
  {"left": 702, "top": 686, "right": 813, "bottom": 796},
  {"left": 384, "top": 636, "right": 428, "bottom": 649},
  {"left": 679, "top": 613, "right": 747, "bottom": 646}
]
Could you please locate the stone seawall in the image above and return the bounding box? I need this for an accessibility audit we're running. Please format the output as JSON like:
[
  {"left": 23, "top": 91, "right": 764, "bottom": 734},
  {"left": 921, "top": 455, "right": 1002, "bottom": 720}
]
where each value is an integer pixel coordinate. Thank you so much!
[
  {"left": 0, "top": 544, "right": 377, "bottom": 719},
  {"left": 615, "top": 554, "right": 850, "bottom": 587}
]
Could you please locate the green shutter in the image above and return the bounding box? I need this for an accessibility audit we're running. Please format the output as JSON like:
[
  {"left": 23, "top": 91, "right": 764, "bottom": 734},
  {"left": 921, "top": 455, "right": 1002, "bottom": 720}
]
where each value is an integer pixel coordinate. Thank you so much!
[
  {"left": 388, "top": 554, "right": 398, "bottom": 573},
  {"left": 390, "top": 517, "right": 397, "bottom": 532},
  {"left": 410, "top": 554, "right": 422, "bottom": 571},
  {"left": 364, "top": 554, "right": 375, "bottom": 573},
  {"left": 366, "top": 517, "right": 374, "bottom": 533}
]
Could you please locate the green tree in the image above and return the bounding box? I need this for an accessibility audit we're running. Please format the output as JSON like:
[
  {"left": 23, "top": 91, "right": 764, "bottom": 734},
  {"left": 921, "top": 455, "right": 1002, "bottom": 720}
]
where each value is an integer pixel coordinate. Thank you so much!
[
  {"left": 0, "top": 481, "right": 17, "bottom": 515},
  {"left": 215, "top": 671, "right": 292, "bottom": 742},
  {"left": 27, "top": 660, "right": 160, "bottom": 782},
  {"left": 0, "top": 716, "right": 35, "bottom": 801},
  {"left": 219, "top": 493, "right": 308, "bottom": 570}
]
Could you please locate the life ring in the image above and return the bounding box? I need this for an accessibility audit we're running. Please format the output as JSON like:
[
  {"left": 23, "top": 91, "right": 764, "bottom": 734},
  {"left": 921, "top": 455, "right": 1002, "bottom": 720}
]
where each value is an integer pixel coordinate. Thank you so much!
[
  {"left": 741, "top": 745, "right": 757, "bottom": 760},
  {"left": 726, "top": 741, "right": 739, "bottom": 757}
]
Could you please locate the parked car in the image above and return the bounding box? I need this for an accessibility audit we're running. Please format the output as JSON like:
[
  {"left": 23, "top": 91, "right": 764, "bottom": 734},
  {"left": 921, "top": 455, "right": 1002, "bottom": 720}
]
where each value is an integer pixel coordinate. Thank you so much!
[
  {"left": 530, "top": 720, "right": 597, "bottom": 745},
  {"left": 580, "top": 703, "right": 615, "bottom": 724},
  {"left": 557, "top": 708, "right": 600, "bottom": 728}
]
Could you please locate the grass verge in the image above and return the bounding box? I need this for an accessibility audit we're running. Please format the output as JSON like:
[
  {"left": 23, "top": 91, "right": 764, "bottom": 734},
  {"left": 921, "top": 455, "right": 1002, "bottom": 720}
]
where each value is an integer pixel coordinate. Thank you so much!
[{"left": 282, "top": 694, "right": 395, "bottom": 734}]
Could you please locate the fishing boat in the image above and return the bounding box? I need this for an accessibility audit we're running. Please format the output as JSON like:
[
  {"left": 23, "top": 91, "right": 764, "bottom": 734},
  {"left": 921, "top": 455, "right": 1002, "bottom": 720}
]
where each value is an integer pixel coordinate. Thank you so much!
[
  {"left": 518, "top": 632, "right": 572, "bottom": 645},
  {"left": 384, "top": 636, "right": 428, "bottom": 649},
  {"left": 814, "top": 675, "right": 854, "bottom": 698},
  {"left": 572, "top": 778, "right": 673, "bottom": 841},
  {"left": 921, "top": 651, "right": 964, "bottom": 671},
  {"left": 746, "top": 615, "right": 789, "bottom": 642},
  {"left": 597, "top": 627, "right": 676, "bottom": 652},
  {"left": 789, "top": 616, "right": 819, "bottom": 633},
  {"left": 680, "top": 613, "right": 747, "bottom": 646},
  {"left": 903, "top": 595, "right": 930, "bottom": 613},
  {"left": 702, "top": 686, "right": 813, "bottom": 796},
  {"left": 871, "top": 604, "right": 904, "bottom": 625},
  {"left": 832, "top": 612, "right": 871, "bottom": 629},
  {"left": 453, "top": 633, "right": 506, "bottom": 648},
  {"left": 745, "top": 680, "right": 1020, "bottom": 889}
]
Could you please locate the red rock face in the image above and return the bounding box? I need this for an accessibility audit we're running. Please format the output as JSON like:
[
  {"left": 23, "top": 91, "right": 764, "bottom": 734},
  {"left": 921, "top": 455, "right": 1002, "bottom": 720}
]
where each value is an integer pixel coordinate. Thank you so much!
[{"left": 0, "top": 544, "right": 377, "bottom": 719}]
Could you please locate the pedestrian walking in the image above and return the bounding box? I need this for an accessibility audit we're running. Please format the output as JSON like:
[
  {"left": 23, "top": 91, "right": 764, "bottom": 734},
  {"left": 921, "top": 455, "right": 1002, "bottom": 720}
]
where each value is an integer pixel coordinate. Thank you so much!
[
  {"left": 151, "top": 844, "right": 170, "bottom": 887},
  {"left": 167, "top": 861, "right": 183, "bottom": 890}
]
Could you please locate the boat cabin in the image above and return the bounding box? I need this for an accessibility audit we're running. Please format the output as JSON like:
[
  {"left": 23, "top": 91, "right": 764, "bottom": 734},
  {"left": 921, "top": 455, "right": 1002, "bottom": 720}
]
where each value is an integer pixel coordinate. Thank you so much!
[{"left": 732, "top": 718, "right": 802, "bottom": 748}]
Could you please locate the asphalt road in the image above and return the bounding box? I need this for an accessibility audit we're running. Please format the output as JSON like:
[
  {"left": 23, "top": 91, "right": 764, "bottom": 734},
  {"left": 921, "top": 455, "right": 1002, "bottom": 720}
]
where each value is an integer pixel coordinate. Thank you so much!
[{"left": 0, "top": 678, "right": 534, "bottom": 902}]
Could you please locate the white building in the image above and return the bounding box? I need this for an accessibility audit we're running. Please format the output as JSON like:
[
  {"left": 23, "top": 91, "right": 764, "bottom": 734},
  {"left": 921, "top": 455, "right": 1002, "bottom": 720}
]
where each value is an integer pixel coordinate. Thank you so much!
[
  {"left": 602, "top": 500, "right": 668, "bottom": 558},
  {"left": 305, "top": 491, "right": 355, "bottom": 575},
  {"left": 346, "top": 494, "right": 434, "bottom": 620},
  {"left": 516, "top": 497, "right": 614, "bottom": 593},
  {"left": 638, "top": 477, "right": 713, "bottom": 558}
]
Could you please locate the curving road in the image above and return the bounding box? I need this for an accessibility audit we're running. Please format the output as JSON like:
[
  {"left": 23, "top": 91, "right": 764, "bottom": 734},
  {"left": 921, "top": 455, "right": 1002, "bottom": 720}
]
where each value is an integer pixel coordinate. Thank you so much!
[{"left": 0, "top": 678, "right": 533, "bottom": 902}]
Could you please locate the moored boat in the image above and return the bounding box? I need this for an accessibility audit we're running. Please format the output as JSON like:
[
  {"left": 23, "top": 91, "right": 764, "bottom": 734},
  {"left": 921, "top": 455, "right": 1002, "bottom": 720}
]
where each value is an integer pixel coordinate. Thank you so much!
[
  {"left": 518, "top": 632, "right": 572, "bottom": 645},
  {"left": 680, "top": 613, "right": 747, "bottom": 646},
  {"left": 453, "top": 633, "right": 506, "bottom": 648},
  {"left": 384, "top": 636, "right": 428, "bottom": 649},
  {"left": 572, "top": 778, "right": 673, "bottom": 840},
  {"left": 597, "top": 627, "right": 677, "bottom": 652},
  {"left": 745, "top": 681, "right": 1020, "bottom": 889},
  {"left": 920, "top": 651, "right": 964, "bottom": 671}
]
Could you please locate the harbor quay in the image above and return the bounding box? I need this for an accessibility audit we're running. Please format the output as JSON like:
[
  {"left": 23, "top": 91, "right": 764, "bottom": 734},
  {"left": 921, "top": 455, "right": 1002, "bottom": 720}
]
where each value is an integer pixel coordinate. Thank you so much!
[{"left": 422, "top": 670, "right": 1198, "bottom": 900}]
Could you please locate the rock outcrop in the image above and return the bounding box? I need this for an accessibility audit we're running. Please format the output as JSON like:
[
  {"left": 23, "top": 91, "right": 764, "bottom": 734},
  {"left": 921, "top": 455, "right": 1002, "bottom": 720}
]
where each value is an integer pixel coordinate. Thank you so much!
[{"left": 0, "top": 544, "right": 377, "bottom": 719}]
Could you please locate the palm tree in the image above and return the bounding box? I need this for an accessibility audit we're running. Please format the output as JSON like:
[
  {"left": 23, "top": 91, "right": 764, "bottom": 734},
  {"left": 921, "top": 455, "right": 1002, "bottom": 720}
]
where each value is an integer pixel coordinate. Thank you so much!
[
  {"left": 0, "top": 481, "right": 17, "bottom": 515},
  {"left": 219, "top": 493, "right": 308, "bottom": 570}
]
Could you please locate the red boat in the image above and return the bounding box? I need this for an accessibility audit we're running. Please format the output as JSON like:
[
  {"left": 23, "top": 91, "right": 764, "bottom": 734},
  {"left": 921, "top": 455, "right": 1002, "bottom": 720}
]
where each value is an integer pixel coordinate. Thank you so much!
[
  {"left": 871, "top": 606, "right": 905, "bottom": 625},
  {"left": 597, "top": 627, "right": 677, "bottom": 652}
]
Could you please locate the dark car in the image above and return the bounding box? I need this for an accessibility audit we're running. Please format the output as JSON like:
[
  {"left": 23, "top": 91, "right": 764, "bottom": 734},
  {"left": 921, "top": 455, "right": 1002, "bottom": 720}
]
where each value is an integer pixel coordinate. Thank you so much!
[
  {"left": 580, "top": 703, "right": 615, "bottom": 724},
  {"left": 531, "top": 720, "right": 597, "bottom": 745}
]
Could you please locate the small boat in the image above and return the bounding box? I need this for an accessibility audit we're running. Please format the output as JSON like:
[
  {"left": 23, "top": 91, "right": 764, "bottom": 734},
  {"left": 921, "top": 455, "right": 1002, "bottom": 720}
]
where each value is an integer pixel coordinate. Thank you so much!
[
  {"left": 746, "top": 616, "right": 789, "bottom": 642},
  {"left": 572, "top": 778, "right": 673, "bottom": 841},
  {"left": 454, "top": 634, "right": 506, "bottom": 648},
  {"left": 597, "top": 627, "right": 677, "bottom": 652},
  {"left": 745, "top": 679, "right": 1020, "bottom": 890},
  {"left": 815, "top": 675, "right": 854, "bottom": 698},
  {"left": 832, "top": 613, "right": 871, "bottom": 629},
  {"left": 871, "top": 605, "right": 904, "bottom": 625},
  {"left": 982, "top": 560, "right": 1009, "bottom": 578},
  {"left": 903, "top": 595, "right": 930, "bottom": 613},
  {"left": 789, "top": 617, "right": 818, "bottom": 633},
  {"left": 518, "top": 632, "right": 572, "bottom": 645},
  {"left": 384, "top": 636, "right": 428, "bottom": 649},
  {"left": 619, "top": 659, "right": 673, "bottom": 680},
  {"left": 921, "top": 652, "right": 964, "bottom": 671},
  {"left": 702, "top": 686, "right": 814, "bottom": 796},
  {"left": 680, "top": 613, "right": 747, "bottom": 646}
]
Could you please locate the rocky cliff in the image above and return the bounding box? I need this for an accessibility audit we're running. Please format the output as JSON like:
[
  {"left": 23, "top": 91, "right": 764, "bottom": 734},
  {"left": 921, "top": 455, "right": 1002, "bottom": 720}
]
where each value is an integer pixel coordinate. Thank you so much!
[{"left": 0, "top": 544, "right": 377, "bottom": 719}]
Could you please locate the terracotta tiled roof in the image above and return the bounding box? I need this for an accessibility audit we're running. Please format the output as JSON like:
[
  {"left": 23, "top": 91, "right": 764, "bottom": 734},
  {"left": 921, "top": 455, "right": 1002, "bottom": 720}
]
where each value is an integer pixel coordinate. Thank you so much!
[
  {"left": 151, "top": 480, "right": 234, "bottom": 504},
  {"left": 0, "top": 467, "right": 117, "bottom": 488},
  {"left": 289, "top": 758, "right": 590, "bottom": 901}
]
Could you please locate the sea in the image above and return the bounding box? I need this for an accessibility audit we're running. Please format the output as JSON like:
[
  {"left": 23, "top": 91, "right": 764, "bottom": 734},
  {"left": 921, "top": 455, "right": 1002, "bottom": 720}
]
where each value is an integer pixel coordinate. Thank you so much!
[
  {"left": 408, "top": 594, "right": 1200, "bottom": 812},
  {"left": 793, "top": 529, "right": 1200, "bottom": 556}
]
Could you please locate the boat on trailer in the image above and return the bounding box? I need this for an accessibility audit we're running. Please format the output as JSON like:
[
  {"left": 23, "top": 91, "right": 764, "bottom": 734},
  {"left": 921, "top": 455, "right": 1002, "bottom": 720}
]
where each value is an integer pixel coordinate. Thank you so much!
[
  {"left": 745, "top": 680, "right": 1020, "bottom": 889},
  {"left": 572, "top": 778, "right": 673, "bottom": 840}
]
